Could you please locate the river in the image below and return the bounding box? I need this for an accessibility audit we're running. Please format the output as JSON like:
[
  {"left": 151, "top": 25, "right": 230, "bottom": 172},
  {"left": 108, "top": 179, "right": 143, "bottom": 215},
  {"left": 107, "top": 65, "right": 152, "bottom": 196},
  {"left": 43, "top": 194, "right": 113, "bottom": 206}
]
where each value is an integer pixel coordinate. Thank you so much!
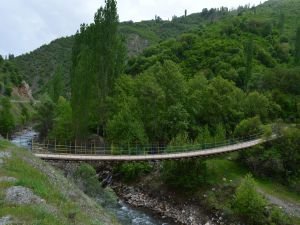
[{"left": 11, "top": 128, "right": 173, "bottom": 225}]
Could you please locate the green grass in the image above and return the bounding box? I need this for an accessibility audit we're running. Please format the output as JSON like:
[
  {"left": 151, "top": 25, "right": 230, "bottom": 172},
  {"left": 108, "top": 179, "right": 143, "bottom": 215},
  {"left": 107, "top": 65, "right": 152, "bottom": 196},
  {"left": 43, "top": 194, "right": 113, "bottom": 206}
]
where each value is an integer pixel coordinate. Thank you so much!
[
  {"left": 0, "top": 206, "right": 65, "bottom": 225},
  {"left": 0, "top": 141, "right": 117, "bottom": 225}
]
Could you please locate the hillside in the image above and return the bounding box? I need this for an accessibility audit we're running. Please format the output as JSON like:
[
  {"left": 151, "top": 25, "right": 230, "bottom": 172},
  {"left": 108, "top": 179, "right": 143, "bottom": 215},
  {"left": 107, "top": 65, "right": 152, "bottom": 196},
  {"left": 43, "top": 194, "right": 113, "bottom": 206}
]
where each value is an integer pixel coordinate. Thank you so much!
[
  {"left": 0, "top": 139, "right": 119, "bottom": 225},
  {"left": 13, "top": 0, "right": 300, "bottom": 96},
  {"left": 0, "top": 60, "right": 35, "bottom": 136},
  {"left": 13, "top": 7, "right": 232, "bottom": 95}
]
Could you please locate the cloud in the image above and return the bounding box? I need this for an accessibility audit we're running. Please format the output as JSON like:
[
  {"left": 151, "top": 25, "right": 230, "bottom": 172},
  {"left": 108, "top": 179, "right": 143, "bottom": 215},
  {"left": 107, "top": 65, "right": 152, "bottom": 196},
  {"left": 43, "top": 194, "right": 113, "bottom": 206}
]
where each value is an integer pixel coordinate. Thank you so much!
[{"left": 0, "top": 0, "right": 266, "bottom": 56}]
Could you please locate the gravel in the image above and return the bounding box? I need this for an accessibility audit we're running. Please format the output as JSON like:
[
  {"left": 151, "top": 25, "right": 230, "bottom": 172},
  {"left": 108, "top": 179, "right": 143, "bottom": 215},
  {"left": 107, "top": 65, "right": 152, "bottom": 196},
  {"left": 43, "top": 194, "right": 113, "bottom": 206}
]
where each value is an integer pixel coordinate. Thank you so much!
[{"left": 258, "top": 188, "right": 300, "bottom": 217}]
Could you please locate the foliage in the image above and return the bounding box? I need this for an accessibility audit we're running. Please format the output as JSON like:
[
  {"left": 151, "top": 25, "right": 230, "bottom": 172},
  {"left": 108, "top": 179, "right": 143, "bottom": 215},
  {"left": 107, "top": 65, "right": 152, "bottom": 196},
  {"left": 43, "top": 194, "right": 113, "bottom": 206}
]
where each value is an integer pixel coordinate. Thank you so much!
[
  {"left": 71, "top": 0, "right": 126, "bottom": 139},
  {"left": 48, "top": 67, "right": 64, "bottom": 103},
  {"left": 0, "top": 60, "right": 22, "bottom": 97},
  {"left": 34, "top": 94, "right": 55, "bottom": 138},
  {"left": 162, "top": 133, "right": 207, "bottom": 191},
  {"left": 295, "top": 26, "right": 300, "bottom": 65},
  {"left": 234, "top": 116, "right": 262, "bottom": 138},
  {"left": 107, "top": 101, "right": 147, "bottom": 145},
  {"left": 232, "top": 174, "right": 268, "bottom": 225},
  {"left": 232, "top": 174, "right": 292, "bottom": 225},
  {"left": 115, "top": 162, "right": 152, "bottom": 182},
  {"left": 239, "top": 127, "right": 300, "bottom": 187},
  {"left": 162, "top": 159, "right": 207, "bottom": 191},
  {"left": 74, "top": 163, "right": 101, "bottom": 196},
  {"left": 49, "top": 97, "right": 73, "bottom": 141},
  {"left": 0, "top": 97, "right": 15, "bottom": 136}
]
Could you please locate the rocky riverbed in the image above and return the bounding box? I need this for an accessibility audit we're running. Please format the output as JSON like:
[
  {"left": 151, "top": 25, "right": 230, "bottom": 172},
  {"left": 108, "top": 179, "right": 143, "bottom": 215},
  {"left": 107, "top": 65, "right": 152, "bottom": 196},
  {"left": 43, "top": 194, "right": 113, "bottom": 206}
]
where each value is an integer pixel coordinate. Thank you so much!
[{"left": 111, "top": 181, "right": 231, "bottom": 225}]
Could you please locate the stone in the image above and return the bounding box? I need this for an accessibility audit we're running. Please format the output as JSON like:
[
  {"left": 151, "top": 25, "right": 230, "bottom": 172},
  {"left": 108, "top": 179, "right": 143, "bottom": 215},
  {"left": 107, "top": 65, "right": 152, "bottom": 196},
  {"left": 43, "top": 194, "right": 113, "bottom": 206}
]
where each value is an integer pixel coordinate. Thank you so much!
[
  {"left": 0, "top": 177, "right": 17, "bottom": 183},
  {"left": 5, "top": 186, "right": 45, "bottom": 205},
  {"left": 0, "top": 152, "right": 11, "bottom": 159},
  {"left": 0, "top": 216, "right": 11, "bottom": 225}
]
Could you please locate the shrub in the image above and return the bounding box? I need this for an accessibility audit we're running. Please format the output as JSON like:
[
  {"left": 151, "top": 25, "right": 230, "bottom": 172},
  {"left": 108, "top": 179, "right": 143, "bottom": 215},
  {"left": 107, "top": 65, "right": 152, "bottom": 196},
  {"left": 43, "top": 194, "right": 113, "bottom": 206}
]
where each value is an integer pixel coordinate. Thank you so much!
[
  {"left": 232, "top": 174, "right": 267, "bottom": 225},
  {"left": 115, "top": 162, "right": 152, "bottom": 182},
  {"left": 73, "top": 163, "right": 101, "bottom": 196},
  {"left": 162, "top": 159, "right": 207, "bottom": 191}
]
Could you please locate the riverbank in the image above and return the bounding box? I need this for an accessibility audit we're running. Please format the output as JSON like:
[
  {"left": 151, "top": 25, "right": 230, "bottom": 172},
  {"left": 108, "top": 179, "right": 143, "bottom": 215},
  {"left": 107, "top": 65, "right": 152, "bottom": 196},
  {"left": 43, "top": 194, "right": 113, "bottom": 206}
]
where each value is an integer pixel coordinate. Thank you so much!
[
  {"left": 0, "top": 139, "right": 119, "bottom": 225},
  {"left": 108, "top": 156, "right": 300, "bottom": 225}
]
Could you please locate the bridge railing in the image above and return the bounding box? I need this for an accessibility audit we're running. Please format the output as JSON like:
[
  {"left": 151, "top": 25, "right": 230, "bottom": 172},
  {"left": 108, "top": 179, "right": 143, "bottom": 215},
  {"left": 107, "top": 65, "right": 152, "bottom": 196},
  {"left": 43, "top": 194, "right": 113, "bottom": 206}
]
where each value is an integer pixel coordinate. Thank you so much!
[{"left": 31, "top": 132, "right": 265, "bottom": 156}]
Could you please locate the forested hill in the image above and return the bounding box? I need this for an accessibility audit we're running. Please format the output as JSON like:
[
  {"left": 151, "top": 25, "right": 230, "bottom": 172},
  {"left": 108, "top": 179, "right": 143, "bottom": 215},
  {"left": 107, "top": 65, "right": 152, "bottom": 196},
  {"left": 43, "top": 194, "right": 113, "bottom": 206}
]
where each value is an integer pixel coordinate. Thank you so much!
[
  {"left": 13, "top": 6, "right": 230, "bottom": 95},
  {"left": 13, "top": 0, "right": 300, "bottom": 95}
]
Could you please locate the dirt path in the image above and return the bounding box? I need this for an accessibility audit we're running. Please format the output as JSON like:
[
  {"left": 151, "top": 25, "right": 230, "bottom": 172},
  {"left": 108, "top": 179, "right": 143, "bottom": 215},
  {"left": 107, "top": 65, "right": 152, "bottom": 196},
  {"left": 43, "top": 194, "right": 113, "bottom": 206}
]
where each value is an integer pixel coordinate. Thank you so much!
[{"left": 257, "top": 188, "right": 300, "bottom": 217}]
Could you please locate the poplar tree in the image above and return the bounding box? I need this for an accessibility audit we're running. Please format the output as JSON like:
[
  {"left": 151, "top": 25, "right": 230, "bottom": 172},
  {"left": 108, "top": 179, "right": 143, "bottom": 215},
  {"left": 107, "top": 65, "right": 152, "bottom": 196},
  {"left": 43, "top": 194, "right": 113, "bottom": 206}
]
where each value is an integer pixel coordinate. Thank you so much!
[
  {"left": 71, "top": 0, "right": 125, "bottom": 139},
  {"left": 49, "top": 66, "right": 64, "bottom": 103},
  {"left": 295, "top": 26, "right": 300, "bottom": 65}
]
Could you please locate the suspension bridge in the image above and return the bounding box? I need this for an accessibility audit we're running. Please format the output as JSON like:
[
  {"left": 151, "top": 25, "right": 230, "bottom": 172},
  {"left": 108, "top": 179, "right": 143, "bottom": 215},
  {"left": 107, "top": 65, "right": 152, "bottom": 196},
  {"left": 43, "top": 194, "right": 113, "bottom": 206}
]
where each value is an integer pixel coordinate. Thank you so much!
[{"left": 16, "top": 133, "right": 276, "bottom": 161}]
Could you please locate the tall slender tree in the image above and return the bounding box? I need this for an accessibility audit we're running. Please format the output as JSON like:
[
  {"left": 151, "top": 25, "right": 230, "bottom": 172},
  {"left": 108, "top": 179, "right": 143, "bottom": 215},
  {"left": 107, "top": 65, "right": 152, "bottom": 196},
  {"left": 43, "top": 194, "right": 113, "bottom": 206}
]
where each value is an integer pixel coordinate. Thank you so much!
[
  {"left": 295, "top": 26, "right": 300, "bottom": 65},
  {"left": 49, "top": 66, "right": 64, "bottom": 103},
  {"left": 71, "top": 0, "right": 125, "bottom": 139}
]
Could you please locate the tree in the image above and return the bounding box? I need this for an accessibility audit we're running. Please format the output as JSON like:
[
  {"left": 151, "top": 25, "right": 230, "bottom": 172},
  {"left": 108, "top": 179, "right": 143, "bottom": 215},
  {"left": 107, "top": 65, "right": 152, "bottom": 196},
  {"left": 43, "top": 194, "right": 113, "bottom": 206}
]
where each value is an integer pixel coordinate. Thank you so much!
[
  {"left": 278, "top": 12, "right": 285, "bottom": 35},
  {"left": 244, "top": 39, "right": 254, "bottom": 89},
  {"left": 34, "top": 94, "right": 55, "bottom": 138},
  {"left": 243, "top": 92, "right": 270, "bottom": 122},
  {"left": 49, "top": 67, "right": 64, "bottom": 103},
  {"left": 0, "top": 98, "right": 15, "bottom": 136},
  {"left": 107, "top": 99, "right": 147, "bottom": 145},
  {"left": 195, "top": 76, "right": 244, "bottom": 132},
  {"left": 49, "top": 97, "right": 73, "bottom": 142},
  {"left": 134, "top": 71, "right": 165, "bottom": 142},
  {"left": 71, "top": 0, "right": 125, "bottom": 139},
  {"left": 232, "top": 174, "right": 267, "bottom": 225},
  {"left": 234, "top": 116, "right": 262, "bottom": 138},
  {"left": 295, "top": 26, "right": 300, "bottom": 65},
  {"left": 275, "top": 128, "right": 300, "bottom": 180},
  {"left": 162, "top": 133, "right": 207, "bottom": 191}
]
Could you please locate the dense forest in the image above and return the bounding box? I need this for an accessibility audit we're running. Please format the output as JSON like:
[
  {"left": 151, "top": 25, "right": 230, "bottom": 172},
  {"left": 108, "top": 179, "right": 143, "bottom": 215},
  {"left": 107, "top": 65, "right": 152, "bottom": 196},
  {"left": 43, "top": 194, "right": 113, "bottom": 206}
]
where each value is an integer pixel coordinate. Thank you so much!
[{"left": 4, "top": 0, "right": 300, "bottom": 224}]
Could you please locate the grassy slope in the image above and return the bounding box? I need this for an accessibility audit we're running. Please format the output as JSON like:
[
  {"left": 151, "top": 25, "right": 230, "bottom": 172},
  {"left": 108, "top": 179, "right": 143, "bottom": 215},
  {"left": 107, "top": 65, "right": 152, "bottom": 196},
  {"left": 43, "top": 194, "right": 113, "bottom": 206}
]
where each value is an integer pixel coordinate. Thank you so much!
[{"left": 0, "top": 140, "right": 119, "bottom": 225}]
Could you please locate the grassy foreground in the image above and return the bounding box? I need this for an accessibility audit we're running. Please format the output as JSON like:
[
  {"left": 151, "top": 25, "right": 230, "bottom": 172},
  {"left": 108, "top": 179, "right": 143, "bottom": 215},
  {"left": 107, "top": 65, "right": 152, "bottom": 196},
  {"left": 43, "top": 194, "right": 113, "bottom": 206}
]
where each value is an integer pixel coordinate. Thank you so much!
[{"left": 0, "top": 139, "right": 119, "bottom": 225}]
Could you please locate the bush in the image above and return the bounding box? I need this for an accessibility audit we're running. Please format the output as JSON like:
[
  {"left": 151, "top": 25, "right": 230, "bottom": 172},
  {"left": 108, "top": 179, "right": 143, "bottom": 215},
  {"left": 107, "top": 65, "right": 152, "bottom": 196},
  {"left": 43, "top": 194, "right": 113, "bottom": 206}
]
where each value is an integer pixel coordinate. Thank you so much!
[
  {"left": 162, "top": 159, "right": 207, "bottom": 191},
  {"left": 115, "top": 162, "right": 152, "bottom": 182},
  {"left": 73, "top": 163, "right": 118, "bottom": 207},
  {"left": 74, "top": 163, "right": 101, "bottom": 196},
  {"left": 232, "top": 174, "right": 267, "bottom": 225}
]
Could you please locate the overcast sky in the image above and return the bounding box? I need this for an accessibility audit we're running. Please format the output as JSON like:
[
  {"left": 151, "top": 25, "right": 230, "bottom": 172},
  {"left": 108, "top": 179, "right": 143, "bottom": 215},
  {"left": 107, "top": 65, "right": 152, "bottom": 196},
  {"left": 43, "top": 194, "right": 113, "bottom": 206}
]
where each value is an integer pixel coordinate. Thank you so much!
[{"left": 0, "top": 0, "right": 267, "bottom": 56}]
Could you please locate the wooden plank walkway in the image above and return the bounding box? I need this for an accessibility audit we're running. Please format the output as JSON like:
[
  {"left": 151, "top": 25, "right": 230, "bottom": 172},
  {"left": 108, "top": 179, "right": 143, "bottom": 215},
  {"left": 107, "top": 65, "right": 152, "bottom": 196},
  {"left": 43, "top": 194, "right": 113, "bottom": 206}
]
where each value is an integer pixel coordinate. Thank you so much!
[{"left": 34, "top": 137, "right": 266, "bottom": 161}]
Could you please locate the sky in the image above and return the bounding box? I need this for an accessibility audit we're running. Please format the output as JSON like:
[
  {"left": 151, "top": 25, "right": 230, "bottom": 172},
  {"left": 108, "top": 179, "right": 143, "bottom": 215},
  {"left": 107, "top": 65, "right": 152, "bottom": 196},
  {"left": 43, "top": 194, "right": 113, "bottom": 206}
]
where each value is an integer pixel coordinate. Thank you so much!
[{"left": 0, "top": 0, "right": 267, "bottom": 57}]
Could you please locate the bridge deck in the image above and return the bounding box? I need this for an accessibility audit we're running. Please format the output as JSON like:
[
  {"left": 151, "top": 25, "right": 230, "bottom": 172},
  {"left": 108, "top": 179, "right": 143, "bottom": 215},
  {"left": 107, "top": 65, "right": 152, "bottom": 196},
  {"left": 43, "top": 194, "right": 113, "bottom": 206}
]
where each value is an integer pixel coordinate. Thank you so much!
[{"left": 34, "top": 138, "right": 264, "bottom": 161}]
